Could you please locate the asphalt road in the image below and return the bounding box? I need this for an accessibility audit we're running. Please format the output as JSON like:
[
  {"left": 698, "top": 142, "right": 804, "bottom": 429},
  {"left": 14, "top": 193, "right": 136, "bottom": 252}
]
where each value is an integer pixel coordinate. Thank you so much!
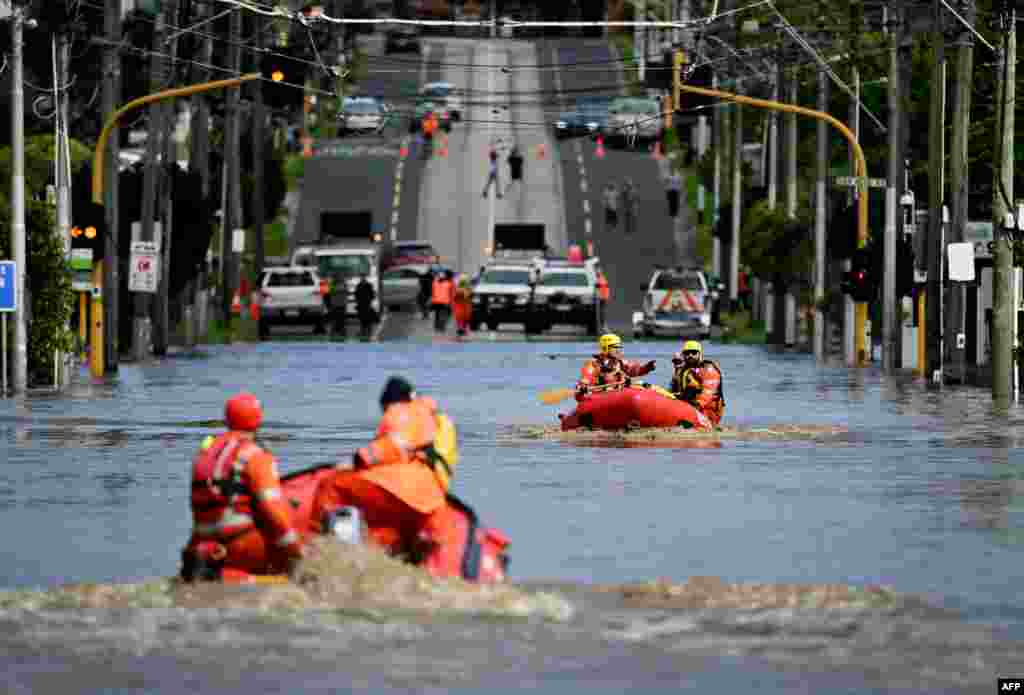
[{"left": 539, "top": 38, "right": 683, "bottom": 337}]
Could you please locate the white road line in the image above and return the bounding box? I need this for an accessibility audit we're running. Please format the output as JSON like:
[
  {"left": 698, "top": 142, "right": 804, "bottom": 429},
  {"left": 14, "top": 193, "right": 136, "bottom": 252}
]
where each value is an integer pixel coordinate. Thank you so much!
[
  {"left": 576, "top": 153, "right": 584, "bottom": 166},
  {"left": 580, "top": 179, "right": 588, "bottom": 193},
  {"left": 584, "top": 218, "right": 592, "bottom": 237},
  {"left": 582, "top": 199, "right": 590, "bottom": 214},
  {"left": 392, "top": 210, "right": 399, "bottom": 225}
]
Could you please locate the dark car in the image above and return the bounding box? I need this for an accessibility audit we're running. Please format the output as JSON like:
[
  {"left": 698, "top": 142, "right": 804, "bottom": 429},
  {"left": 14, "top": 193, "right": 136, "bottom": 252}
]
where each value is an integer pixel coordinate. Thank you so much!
[
  {"left": 382, "top": 240, "right": 440, "bottom": 270},
  {"left": 385, "top": 25, "right": 421, "bottom": 54},
  {"left": 554, "top": 96, "right": 612, "bottom": 139}
]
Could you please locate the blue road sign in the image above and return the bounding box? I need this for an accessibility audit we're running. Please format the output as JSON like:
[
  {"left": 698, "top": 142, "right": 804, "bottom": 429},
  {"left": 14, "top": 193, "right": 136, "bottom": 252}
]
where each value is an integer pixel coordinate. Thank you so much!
[{"left": 0, "top": 261, "right": 15, "bottom": 313}]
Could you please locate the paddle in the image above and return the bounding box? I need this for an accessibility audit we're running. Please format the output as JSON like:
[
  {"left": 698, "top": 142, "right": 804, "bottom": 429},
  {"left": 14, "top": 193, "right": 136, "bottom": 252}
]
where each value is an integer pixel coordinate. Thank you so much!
[{"left": 538, "top": 383, "right": 621, "bottom": 405}]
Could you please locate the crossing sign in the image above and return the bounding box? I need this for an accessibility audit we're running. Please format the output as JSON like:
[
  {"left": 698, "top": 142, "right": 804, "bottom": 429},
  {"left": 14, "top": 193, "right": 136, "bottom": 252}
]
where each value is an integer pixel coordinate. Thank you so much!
[{"left": 0, "top": 261, "right": 15, "bottom": 312}]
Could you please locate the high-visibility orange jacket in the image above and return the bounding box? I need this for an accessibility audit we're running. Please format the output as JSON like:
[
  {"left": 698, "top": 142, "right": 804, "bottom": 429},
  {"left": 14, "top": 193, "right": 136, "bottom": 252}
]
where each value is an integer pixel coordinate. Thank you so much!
[
  {"left": 576, "top": 354, "right": 653, "bottom": 400},
  {"left": 453, "top": 286, "right": 473, "bottom": 326},
  {"left": 187, "top": 431, "right": 302, "bottom": 573},
  {"left": 431, "top": 277, "right": 455, "bottom": 306},
  {"left": 596, "top": 272, "right": 610, "bottom": 301},
  {"left": 671, "top": 360, "right": 725, "bottom": 425},
  {"left": 423, "top": 115, "right": 438, "bottom": 136}
]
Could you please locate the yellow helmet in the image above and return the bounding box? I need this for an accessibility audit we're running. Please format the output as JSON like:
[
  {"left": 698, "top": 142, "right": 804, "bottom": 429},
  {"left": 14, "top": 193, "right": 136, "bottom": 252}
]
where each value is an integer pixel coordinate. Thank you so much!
[
  {"left": 681, "top": 340, "right": 703, "bottom": 360},
  {"left": 598, "top": 333, "right": 623, "bottom": 353}
]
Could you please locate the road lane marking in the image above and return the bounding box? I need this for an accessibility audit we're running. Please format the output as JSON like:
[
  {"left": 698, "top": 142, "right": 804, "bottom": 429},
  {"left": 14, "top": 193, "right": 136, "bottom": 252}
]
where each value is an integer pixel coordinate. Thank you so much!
[
  {"left": 580, "top": 179, "right": 588, "bottom": 193},
  {"left": 585, "top": 218, "right": 592, "bottom": 237},
  {"left": 582, "top": 199, "right": 590, "bottom": 214}
]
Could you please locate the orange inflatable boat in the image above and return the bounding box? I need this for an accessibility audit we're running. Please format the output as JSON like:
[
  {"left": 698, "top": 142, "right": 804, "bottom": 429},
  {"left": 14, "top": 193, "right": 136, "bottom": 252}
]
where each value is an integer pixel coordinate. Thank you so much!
[{"left": 559, "top": 385, "right": 712, "bottom": 432}]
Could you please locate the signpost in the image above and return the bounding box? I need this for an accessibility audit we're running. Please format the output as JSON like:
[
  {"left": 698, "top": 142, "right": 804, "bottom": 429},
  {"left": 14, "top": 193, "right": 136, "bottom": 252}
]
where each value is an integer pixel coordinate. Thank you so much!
[
  {"left": 0, "top": 261, "right": 16, "bottom": 397},
  {"left": 128, "top": 241, "right": 160, "bottom": 293},
  {"left": 70, "top": 249, "right": 94, "bottom": 292}
]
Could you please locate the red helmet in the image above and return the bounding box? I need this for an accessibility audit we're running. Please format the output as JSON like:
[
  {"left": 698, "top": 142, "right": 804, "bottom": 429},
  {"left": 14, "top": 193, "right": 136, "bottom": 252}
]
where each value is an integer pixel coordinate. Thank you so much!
[{"left": 225, "top": 392, "right": 263, "bottom": 431}]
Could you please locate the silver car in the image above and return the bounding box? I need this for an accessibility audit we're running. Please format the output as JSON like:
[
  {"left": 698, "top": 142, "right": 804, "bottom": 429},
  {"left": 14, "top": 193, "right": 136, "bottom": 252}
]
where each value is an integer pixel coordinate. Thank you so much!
[
  {"left": 380, "top": 265, "right": 428, "bottom": 310},
  {"left": 603, "top": 97, "right": 662, "bottom": 146},
  {"left": 339, "top": 97, "right": 387, "bottom": 135}
]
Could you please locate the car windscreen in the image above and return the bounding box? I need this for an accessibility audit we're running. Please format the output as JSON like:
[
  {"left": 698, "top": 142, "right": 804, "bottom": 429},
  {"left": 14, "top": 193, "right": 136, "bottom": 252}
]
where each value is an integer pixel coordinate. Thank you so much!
[
  {"left": 480, "top": 269, "right": 531, "bottom": 285},
  {"left": 395, "top": 244, "right": 435, "bottom": 257},
  {"left": 317, "top": 255, "right": 371, "bottom": 277},
  {"left": 422, "top": 86, "right": 451, "bottom": 99},
  {"left": 653, "top": 274, "right": 703, "bottom": 291},
  {"left": 611, "top": 98, "right": 659, "bottom": 114},
  {"left": 267, "top": 271, "right": 315, "bottom": 287},
  {"left": 540, "top": 272, "right": 589, "bottom": 287},
  {"left": 344, "top": 102, "right": 379, "bottom": 114}
]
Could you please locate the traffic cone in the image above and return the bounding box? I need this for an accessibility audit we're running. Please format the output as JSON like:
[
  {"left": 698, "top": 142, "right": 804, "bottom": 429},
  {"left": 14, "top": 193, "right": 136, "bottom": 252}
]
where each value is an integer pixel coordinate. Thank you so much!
[
  {"left": 587, "top": 241, "right": 595, "bottom": 257},
  {"left": 231, "top": 291, "right": 241, "bottom": 316},
  {"left": 595, "top": 136, "right": 605, "bottom": 159},
  {"left": 399, "top": 143, "right": 409, "bottom": 158},
  {"left": 536, "top": 142, "right": 546, "bottom": 159},
  {"left": 652, "top": 140, "right": 663, "bottom": 160},
  {"left": 249, "top": 291, "right": 261, "bottom": 321}
]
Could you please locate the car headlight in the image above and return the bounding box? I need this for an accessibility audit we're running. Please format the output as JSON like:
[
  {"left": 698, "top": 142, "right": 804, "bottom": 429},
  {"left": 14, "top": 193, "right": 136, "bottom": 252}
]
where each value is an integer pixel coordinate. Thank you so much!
[
  {"left": 586, "top": 122, "right": 599, "bottom": 130},
  {"left": 514, "top": 294, "right": 530, "bottom": 305},
  {"left": 472, "top": 296, "right": 482, "bottom": 304},
  {"left": 700, "top": 313, "right": 711, "bottom": 326},
  {"left": 580, "top": 295, "right": 594, "bottom": 305},
  {"left": 532, "top": 294, "right": 547, "bottom": 304},
  {"left": 555, "top": 121, "right": 567, "bottom": 129}
]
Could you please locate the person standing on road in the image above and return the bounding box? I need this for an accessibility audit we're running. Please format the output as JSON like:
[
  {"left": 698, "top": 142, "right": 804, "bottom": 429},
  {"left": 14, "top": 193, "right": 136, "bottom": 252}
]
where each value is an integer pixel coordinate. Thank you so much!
[
  {"left": 452, "top": 276, "right": 473, "bottom": 337},
  {"left": 355, "top": 275, "right": 377, "bottom": 339},
  {"left": 482, "top": 146, "right": 502, "bottom": 198},
  {"left": 620, "top": 178, "right": 638, "bottom": 235},
  {"left": 602, "top": 183, "right": 619, "bottom": 233},
  {"left": 507, "top": 144, "right": 524, "bottom": 193},
  {"left": 418, "top": 268, "right": 434, "bottom": 319},
  {"left": 665, "top": 170, "right": 681, "bottom": 219},
  {"left": 431, "top": 270, "right": 456, "bottom": 332}
]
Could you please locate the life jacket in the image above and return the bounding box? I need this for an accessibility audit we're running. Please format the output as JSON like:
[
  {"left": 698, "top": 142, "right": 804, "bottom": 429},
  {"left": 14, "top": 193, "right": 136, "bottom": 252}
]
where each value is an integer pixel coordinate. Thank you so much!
[
  {"left": 676, "top": 359, "right": 725, "bottom": 408},
  {"left": 431, "top": 278, "right": 454, "bottom": 305},
  {"left": 584, "top": 354, "right": 628, "bottom": 387},
  {"left": 190, "top": 432, "right": 263, "bottom": 540}
]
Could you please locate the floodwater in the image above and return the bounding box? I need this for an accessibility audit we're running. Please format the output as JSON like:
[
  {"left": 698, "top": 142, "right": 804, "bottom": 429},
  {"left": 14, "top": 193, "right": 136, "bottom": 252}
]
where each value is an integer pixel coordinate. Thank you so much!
[{"left": 2, "top": 336, "right": 1023, "bottom": 693}]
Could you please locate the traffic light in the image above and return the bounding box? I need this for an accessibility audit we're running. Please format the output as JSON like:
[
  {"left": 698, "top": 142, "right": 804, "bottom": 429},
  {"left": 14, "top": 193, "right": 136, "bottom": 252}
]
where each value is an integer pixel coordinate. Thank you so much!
[
  {"left": 260, "top": 51, "right": 308, "bottom": 111},
  {"left": 841, "top": 247, "right": 875, "bottom": 302},
  {"left": 896, "top": 234, "right": 915, "bottom": 297},
  {"left": 70, "top": 202, "right": 106, "bottom": 262}
]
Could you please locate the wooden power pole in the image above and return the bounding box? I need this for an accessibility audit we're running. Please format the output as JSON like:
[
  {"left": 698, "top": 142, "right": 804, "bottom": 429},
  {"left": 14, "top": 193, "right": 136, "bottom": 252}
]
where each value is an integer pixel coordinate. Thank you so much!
[
  {"left": 925, "top": 0, "right": 947, "bottom": 382},
  {"left": 102, "top": 0, "right": 121, "bottom": 372},
  {"left": 992, "top": 3, "right": 1016, "bottom": 402}
]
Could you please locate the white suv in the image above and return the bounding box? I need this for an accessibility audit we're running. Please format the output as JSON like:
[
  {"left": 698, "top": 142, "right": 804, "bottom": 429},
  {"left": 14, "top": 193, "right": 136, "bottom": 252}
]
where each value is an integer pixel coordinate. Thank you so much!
[
  {"left": 470, "top": 263, "right": 537, "bottom": 331},
  {"left": 633, "top": 267, "right": 711, "bottom": 339},
  {"left": 257, "top": 266, "right": 327, "bottom": 338},
  {"left": 529, "top": 260, "right": 600, "bottom": 335}
]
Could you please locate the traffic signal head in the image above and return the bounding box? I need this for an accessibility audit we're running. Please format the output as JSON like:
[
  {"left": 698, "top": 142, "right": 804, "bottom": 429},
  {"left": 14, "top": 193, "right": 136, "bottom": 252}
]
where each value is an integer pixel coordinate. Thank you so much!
[
  {"left": 260, "top": 51, "right": 308, "bottom": 110},
  {"left": 841, "top": 246, "right": 875, "bottom": 302},
  {"left": 70, "top": 202, "right": 106, "bottom": 262}
]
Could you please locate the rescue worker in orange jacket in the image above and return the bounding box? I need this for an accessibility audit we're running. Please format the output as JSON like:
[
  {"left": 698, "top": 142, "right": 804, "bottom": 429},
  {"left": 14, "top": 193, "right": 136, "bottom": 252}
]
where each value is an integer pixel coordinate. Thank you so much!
[
  {"left": 452, "top": 276, "right": 473, "bottom": 336},
  {"left": 576, "top": 333, "right": 656, "bottom": 401},
  {"left": 307, "top": 377, "right": 449, "bottom": 557},
  {"left": 669, "top": 340, "right": 725, "bottom": 426},
  {"left": 181, "top": 393, "right": 303, "bottom": 581},
  {"left": 431, "top": 270, "right": 456, "bottom": 332}
]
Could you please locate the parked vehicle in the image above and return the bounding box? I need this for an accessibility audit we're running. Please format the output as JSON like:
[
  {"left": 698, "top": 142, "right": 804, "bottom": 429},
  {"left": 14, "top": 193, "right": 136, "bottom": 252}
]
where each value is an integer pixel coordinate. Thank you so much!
[
  {"left": 382, "top": 240, "right": 440, "bottom": 270},
  {"left": 384, "top": 25, "right": 421, "bottom": 54},
  {"left": 338, "top": 96, "right": 388, "bottom": 135},
  {"left": 256, "top": 266, "right": 327, "bottom": 339},
  {"left": 381, "top": 264, "right": 429, "bottom": 310},
  {"left": 602, "top": 96, "right": 662, "bottom": 146},
  {"left": 554, "top": 96, "right": 612, "bottom": 139},
  {"left": 470, "top": 263, "right": 537, "bottom": 331},
  {"left": 529, "top": 260, "right": 600, "bottom": 335},
  {"left": 419, "top": 81, "right": 463, "bottom": 121},
  {"left": 633, "top": 267, "right": 711, "bottom": 339},
  {"left": 409, "top": 99, "right": 452, "bottom": 133}
]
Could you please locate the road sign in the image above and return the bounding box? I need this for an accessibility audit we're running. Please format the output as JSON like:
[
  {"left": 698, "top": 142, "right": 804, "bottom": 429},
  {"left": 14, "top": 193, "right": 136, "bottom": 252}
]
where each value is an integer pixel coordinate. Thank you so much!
[
  {"left": 129, "top": 241, "right": 160, "bottom": 293},
  {"left": 833, "top": 175, "right": 888, "bottom": 189},
  {"left": 0, "top": 261, "right": 15, "bottom": 312},
  {"left": 232, "top": 229, "right": 246, "bottom": 253}
]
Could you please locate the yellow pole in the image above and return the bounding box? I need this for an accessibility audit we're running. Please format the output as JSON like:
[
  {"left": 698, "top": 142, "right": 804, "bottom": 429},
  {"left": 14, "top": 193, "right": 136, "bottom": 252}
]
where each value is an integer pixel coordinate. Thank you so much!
[
  {"left": 90, "top": 261, "right": 104, "bottom": 378},
  {"left": 78, "top": 291, "right": 88, "bottom": 355},
  {"left": 916, "top": 288, "right": 926, "bottom": 377},
  {"left": 92, "top": 73, "right": 261, "bottom": 203},
  {"left": 674, "top": 50, "right": 871, "bottom": 364}
]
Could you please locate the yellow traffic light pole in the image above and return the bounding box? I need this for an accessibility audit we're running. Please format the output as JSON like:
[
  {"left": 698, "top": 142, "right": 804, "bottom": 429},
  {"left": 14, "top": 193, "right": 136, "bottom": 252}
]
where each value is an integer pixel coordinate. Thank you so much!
[
  {"left": 674, "top": 51, "right": 871, "bottom": 365},
  {"left": 86, "top": 72, "right": 261, "bottom": 378}
]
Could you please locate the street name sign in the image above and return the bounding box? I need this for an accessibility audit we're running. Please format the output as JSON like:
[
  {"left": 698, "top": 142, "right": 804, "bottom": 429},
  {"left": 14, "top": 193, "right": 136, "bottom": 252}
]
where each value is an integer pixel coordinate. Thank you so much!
[
  {"left": 833, "top": 175, "right": 888, "bottom": 189},
  {"left": 0, "top": 261, "right": 15, "bottom": 312}
]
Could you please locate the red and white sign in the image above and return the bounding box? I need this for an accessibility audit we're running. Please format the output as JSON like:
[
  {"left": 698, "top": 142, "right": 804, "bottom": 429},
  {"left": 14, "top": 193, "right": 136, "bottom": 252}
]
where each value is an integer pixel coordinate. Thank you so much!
[
  {"left": 656, "top": 289, "right": 704, "bottom": 313},
  {"left": 129, "top": 241, "right": 160, "bottom": 293}
]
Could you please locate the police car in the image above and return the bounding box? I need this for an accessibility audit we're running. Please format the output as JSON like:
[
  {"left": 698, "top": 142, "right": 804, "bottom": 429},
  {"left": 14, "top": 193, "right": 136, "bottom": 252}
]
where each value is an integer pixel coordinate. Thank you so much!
[{"left": 633, "top": 267, "right": 711, "bottom": 339}]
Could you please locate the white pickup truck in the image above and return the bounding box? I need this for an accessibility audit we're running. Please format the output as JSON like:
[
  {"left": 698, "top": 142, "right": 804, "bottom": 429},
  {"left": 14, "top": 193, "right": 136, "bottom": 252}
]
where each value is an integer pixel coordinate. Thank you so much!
[{"left": 257, "top": 266, "right": 327, "bottom": 339}]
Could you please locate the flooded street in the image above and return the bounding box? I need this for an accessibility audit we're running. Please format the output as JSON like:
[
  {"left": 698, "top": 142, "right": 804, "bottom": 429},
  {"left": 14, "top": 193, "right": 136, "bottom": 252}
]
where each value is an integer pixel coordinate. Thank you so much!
[{"left": 2, "top": 337, "right": 1023, "bottom": 692}]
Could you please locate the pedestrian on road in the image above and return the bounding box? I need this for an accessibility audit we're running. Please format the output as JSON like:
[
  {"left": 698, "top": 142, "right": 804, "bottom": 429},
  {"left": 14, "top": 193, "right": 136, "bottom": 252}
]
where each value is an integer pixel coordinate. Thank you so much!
[
  {"left": 355, "top": 275, "right": 377, "bottom": 339},
  {"left": 621, "top": 178, "right": 638, "bottom": 235},
  {"left": 418, "top": 268, "right": 434, "bottom": 319},
  {"left": 665, "top": 170, "right": 681, "bottom": 219},
  {"left": 431, "top": 270, "right": 456, "bottom": 332},
  {"left": 625, "top": 118, "right": 639, "bottom": 149},
  {"left": 507, "top": 144, "right": 524, "bottom": 192},
  {"left": 482, "top": 147, "right": 502, "bottom": 198},
  {"left": 602, "top": 183, "right": 619, "bottom": 234}
]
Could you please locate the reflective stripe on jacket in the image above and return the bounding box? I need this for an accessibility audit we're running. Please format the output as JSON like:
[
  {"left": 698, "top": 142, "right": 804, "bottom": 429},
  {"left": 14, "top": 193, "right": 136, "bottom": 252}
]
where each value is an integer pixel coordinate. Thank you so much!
[
  {"left": 671, "top": 360, "right": 725, "bottom": 424},
  {"left": 190, "top": 432, "right": 301, "bottom": 557}
]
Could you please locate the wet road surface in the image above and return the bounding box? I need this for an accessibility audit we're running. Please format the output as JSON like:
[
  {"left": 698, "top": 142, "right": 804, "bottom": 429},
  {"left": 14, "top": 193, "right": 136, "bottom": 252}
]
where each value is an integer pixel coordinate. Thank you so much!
[{"left": 2, "top": 334, "right": 1024, "bottom": 692}]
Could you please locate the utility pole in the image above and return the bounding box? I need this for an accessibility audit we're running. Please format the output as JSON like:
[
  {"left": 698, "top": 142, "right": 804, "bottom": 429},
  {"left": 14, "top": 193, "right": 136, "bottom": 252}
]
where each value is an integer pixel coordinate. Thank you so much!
[
  {"left": 730, "top": 87, "right": 742, "bottom": 310},
  {"left": 253, "top": 18, "right": 266, "bottom": 278},
  {"left": 883, "top": 3, "right": 902, "bottom": 372},
  {"left": 784, "top": 63, "right": 798, "bottom": 346},
  {"left": 991, "top": 2, "right": 1016, "bottom": 402},
  {"left": 135, "top": 3, "right": 166, "bottom": 361},
  {"left": 767, "top": 45, "right": 779, "bottom": 210},
  {"left": 636, "top": 0, "right": 645, "bottom": 82},
  {"left": 10, "top": 5, "right": 27, "bottom": 392},
  {"left": 188, "top": 2, "right": 214, "bottom": 347},
  {"left": 102, "top": 0, "right": 121, "bottom": 372},
  {"left": 222, "top": 8, "right": 242, "bottom": 326},
  {"left": 712, "top": 72, "right": 722, "bottom": 282},
  {"left": 153, "top": 0, "right": 179, "bottom": 357},
  {"left": 947, "top": 0, "right": 974, "bottom": 383},
  {"left": 56, "top": 26, "right": 71, "bottom": 377},
  {"left": 926, "top": 0, "right": 947, "bottom": 382},
  {"left": 815, "top": 61, "right": 829, "bottom": 362}
]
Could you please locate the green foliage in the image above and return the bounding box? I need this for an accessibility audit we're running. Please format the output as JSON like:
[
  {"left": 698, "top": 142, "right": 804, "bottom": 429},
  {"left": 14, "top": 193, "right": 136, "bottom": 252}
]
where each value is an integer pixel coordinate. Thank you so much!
[
  {"left": 0, "top": 136, "right": 79, "bottom": 384},
  {"left": 719, "top": 311, "right": 766, "bottom": 345},
  {"left": 741, "top": 200, "right": 814, "bottom": 291},
  {"left": 285, "top": 155, "right": 305, "bottom": 191}
]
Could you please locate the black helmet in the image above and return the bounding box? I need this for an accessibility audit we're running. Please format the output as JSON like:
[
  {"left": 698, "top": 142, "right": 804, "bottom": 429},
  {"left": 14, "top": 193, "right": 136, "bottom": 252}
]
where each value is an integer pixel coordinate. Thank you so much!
[{"left": 380, "top": 377, "right": 415, "bottom": 410}]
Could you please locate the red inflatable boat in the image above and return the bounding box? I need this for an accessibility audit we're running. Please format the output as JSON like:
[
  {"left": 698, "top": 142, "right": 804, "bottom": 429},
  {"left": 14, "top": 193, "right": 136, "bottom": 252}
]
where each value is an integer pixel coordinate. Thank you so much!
[
  {"left": 559, "top": 386, "right": 712, "bottom": 432},
  {"left": 280, "top": 465, "right": 510, "bottom": 584}
]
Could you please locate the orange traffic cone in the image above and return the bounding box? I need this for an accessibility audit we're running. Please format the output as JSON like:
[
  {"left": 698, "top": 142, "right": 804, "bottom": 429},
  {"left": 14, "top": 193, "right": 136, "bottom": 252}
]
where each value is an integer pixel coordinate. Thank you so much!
[
  {"left": 587, "top": 241, "right": 595, "bottom": 257},
  {"left": 249, "top": 291, "right": 261, "bottom": 321},
  {"left": 595, "top": 136, "right": 605, "bottom": 159},
  {"left": 652, "top": 141, "right": 663, "bottom": 160},
  {"left": 231, "top": 291, "right": 241, "bottom": 316},
  {"left": 536, "top": 143, "right": 546, "bottom": 159},
  {"left": 399, "top": 143, "right": 409, "bottom": 158}
]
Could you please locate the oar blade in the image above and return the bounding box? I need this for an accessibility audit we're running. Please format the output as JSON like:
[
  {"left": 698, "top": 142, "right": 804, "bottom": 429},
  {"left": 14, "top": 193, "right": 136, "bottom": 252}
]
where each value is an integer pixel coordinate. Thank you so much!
[{"left": 539, "top": 387, "right": 574, "bottom": 404}]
